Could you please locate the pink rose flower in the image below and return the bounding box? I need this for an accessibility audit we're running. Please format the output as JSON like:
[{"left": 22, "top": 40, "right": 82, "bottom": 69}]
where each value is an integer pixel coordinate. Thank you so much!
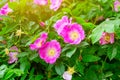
[
  {"left": 61, "top": 23, "right": 85, "bottom": 44},
  {"left": 114, "top": 0, "right": 120, "bottom": 12},
  {"left": 63, "top": 71, "right": 72, "bottom": 80},
  {"left": 8, "top": 46, "right": 19, "bottom": 64},
  {"left": 34, "top": 0, "right": 48, "bottom": 5},
  {"left": 54, "top": 16, "right": 72, "bottom": 35},
  {"left": 30, "top": 32, "right": 48, "bottom": 50},
  {"left": 0, "top": 3, "right": 13, "bottom": 16},
  {"left": 50, "top": 0, "right": 62, "bottom": 11},
  {"left": 54, "top": 16, "right": 85, "bottom": 44},
  {"left": 39, "top": 40, "right": 61, "bottom": 64},
  {"left": 99, "top": 32, "right": 114, "bottom": 45}
]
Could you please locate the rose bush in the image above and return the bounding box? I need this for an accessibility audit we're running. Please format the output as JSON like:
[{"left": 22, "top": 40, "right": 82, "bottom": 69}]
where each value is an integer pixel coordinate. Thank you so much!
[{"left": 0, "top": 0, "right": 120, "bottom": 80}]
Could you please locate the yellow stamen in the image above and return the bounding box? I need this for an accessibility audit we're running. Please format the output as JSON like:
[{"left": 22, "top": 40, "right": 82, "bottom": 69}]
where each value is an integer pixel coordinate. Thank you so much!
[
  {"left": 48, "top": 49, "right": 55, "bottom": 57},
  {"left": 104, "top": 34, "right": 110, "bottom": 42},
  {"left": 70, "top": 31, "right": 79, "bottom": 40}
]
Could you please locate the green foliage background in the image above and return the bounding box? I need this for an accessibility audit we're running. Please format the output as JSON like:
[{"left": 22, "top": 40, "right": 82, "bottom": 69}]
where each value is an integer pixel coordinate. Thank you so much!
[{"left": 0, "top": 0, "right": 120, "bottom": 80}]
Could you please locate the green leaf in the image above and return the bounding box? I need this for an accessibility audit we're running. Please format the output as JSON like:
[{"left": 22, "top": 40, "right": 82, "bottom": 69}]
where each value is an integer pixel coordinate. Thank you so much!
[
  {"left": 79, "top": 41, "right": 89, "bottom": 47},
  {"left": 55, "top": 63, "right": 65, "bottom": 75},
  {"left": 20, "top": 58, "right": 30, "bottom": 72},
  {"left": 66, "top": 47, "right": 77, "bottom": 58},
  {"left": 82, "top": 55, "right": 101, "bottom": 62},
  {"left": 31, "top": 25, "right": 39, "bottom": 34},
  {"left": 82, "top": 23, "right": 95, "bottom": 30},
  {"left": 0, "top": 65, "right": 7, "bottom": 78},
  {"left": 76, "top": 62, "right": 85, "bottom": 75},
  {"left": 107, "top": 46, "right": 117, "bottom": 60},
  {"left": 0, "top": 36, "right": 4, "bottom": 41},
  {"left": 51, "top": 76, "right": 61, "bottom": 80},
  {"left": 103, "top": 22, "right": 114, "bottom": 33},
  {"left": 62, "top": 8, "right": 71, "bottom": 14},
  {"left": 62, "top": 44, "right": 71, "bottom": 53},
  {"left": 19, "top": 0, "right": 27, "bottom": 9},
  {"left": 29, "top": 68, "right": 35, "bottom": 80},
  {"left": 35, "top": 75, "right": 43, "bottom": 80},
  {"left": 29, "top": 53, "right": 38, "bottom": 61},
  {"left": 0, "top": 24, "right": 18, "bottom": 35},
  {"left": 84, "top": 69, "right": 98, "bottom": 80},
  {"left": 74, "top": 17, "right": 85, "bottom": 24},
  {"left": 13, "top": 69, "right": 23, "bottom": 76},
  {"left": 90, "top": 26, "right": 104, "bottom": 44},
  {"left": 105, "top": 71, "right": 113, "bottom": 78},
  {"left": 8, "top": 2, "right": 18, "bottom": 10},
  {"left": 3, "top": 69, "right": 14, "bottom": 80},
  {"left": 115, "top": 27, "right": 120, "bottom": 39},
  {"left": 20, "top": 74, "right": 27, "bottom": 80},
  {"left": 17, "top": 52, "right": 29, "bottom": 57},
  {"left": 0, "top": 0, "right": 7, "bottom": 7}
]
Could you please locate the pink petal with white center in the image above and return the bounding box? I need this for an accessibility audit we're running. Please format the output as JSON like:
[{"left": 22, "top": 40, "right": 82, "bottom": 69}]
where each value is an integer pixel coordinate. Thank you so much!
[
  {"left": 60, "top": 23, "right": 85, "bottom": 44},
  {"left": 39, "top": 40, "right": 61, "bottom": 64}
]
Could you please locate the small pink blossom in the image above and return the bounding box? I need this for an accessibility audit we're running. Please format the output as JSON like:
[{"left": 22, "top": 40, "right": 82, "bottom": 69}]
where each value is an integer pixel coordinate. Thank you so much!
[
  {"left": 114, "top": 0, "right": 120, "bottom": 12},
  {"left": 50, "top": 0, "right": 62, "bottom": 11},
  {"left": 54, "top": 16, "right": 72, "bottom": 35},
  {"left": 99, "top": 32, "right": 114, "bottom": 45},
  {"left": 8, "top": 46, "right": 18, "bottom": 64},
  {"left": 30, "top": 32, "right": 48, "bottom": 50},
  {"left": 10, "top": 0, "right": 16, "bottom": 2},
  {"left": 39, "top": 40, "right": 61, "bottom": 64},
  {"left": 0, "top": 3, "right": 13, "bottom": 16},
  {"left": 63, "top": 71, "right": 72, "bottom": 80},
  {"left": 34, "top": 0, "right": 48, "bottom": 5},
  {"left": 39, "top": 22, "right": 45, "bottom": 27}
]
